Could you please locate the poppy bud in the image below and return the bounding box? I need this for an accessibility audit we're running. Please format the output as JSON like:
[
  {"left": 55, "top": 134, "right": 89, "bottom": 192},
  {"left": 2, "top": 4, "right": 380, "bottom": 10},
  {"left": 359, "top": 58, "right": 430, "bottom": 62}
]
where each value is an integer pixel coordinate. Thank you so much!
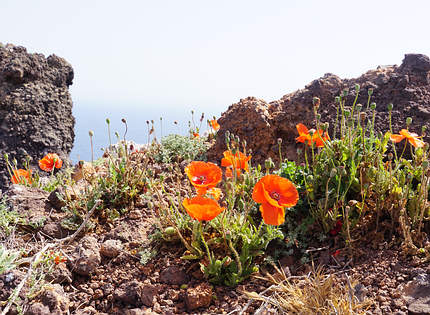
[
  {"left": 164, "top": 226, "right": 176, "bottom": 236},
  {"left": 387, "top": 103, "right": 393, "bottom": 111},
  {"left": 324, "top": 122, "right": 330, "bottom": 131},
  {"left": 316, "top": 114, "right": 321, "bottom": 120},
  {"left": 343, "top": 89, "right": 348, "bottom": 97},
  {"left": 368, "top": 88, "right": 373, "bottom": 96},
  {"left": 313, "top": 97, "right": 320, "bottom": 108},
  {"left": 335, "top": 96, "right": 340, "bottom": 103},
  {"left": 344, "top": 110, "right": 350, "bottom": 118},
  {"left": 121, "top": 118, "right": 126, "bottom": 124},
  {"left": 356, "top": 104, "right": 362, "bottom": 112},
  {"left": 406, "top": 117, "right": 412, "bottom": 126},
  {"left": 388, "top": 153, "right": 393, "bottom": 160},
  {"left": 214, "top": 259, "right": 222, "bottom": 269},
  {"left": 360, "top": 112, "right": 366, "bottom": 122},
  {"left": 160, "top": 117, "right": 163, "bottom": 121},
  {"left": 355, "top": 84, "right": 360, "bottom": 92},
  {"left": 277, "top": 138, "right": 282, "bottom": 145},
  {"left": 422, "top": 126, "right": 427, "bottom": 133},
  {"left": 115, "top": 131, "right": 120, "bottom": 139},
  {"left": 89, "top": 130, "right": 94, "bottom": 137},
  {"left": 225, "top": 230, "right": 231, "bottom": 241},
  {"left": 330, "top": 168, "right": 337, "bottom": 178},
  {"left": 191, "top": 110, "right": 194, "bottom": 115},
  {"left": 106, "top": 118, "right": 110, "bottom": 124},
  {"left": 265, "top": 158, "right": 275, "bottom": 170},
  {"left": 370, "top": 103, "right": 376, "bottom": 110},
  {"left": 423, "top": 161, "right": 429, "bottom": 170},
  {"left": 174, "top": 121, "right": 178, "bottom": 125}
]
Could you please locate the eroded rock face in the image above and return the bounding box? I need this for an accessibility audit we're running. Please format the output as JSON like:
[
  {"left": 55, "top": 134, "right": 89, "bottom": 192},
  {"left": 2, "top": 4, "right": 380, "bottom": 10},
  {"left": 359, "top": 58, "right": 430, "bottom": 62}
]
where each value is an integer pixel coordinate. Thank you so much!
[
  {"left": 208, "top": 53, "right": 430, "bottom": 165},
  {"left": 0, "top": 43, "right": 74, "bottom": 191}
]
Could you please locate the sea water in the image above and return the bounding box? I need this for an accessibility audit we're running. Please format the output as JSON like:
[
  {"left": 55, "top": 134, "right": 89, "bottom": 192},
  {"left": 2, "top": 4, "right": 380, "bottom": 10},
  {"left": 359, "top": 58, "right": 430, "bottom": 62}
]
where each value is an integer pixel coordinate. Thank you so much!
[{"left": 70, "top": 102, "right": 222, "bottom": 163}]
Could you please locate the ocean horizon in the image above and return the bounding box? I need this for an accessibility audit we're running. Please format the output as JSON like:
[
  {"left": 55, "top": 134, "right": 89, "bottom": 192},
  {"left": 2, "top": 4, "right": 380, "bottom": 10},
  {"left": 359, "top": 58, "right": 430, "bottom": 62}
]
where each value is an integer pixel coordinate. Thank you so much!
[{"left": 70, "top": 102, "right": 223, "bottom": 163}]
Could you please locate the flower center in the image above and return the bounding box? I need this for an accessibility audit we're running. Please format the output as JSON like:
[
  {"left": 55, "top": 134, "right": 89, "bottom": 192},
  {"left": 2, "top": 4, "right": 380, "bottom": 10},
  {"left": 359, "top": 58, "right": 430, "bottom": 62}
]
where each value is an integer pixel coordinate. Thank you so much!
[
  {"left": 270, "top": 191, "right": 280, "bottom": 201},
  {"left": 192, "top": 175, "right": 207, "bottom": 185}
]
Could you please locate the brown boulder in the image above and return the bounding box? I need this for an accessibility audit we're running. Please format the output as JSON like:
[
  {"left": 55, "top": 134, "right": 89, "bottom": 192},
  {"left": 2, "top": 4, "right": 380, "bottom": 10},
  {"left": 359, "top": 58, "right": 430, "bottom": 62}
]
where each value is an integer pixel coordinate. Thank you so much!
[
  {"left": 0, "top": 43, "right": 75, "bottom": 192},
  {"left": 208, "top": 54, "right": 430, "bottom": 165}
]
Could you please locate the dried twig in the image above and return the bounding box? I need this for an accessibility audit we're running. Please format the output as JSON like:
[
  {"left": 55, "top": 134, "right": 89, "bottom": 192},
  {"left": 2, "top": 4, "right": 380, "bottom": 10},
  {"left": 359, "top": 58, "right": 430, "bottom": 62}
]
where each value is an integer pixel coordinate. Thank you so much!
[
  {"left": 1, "top": 243, "right": 55, "bottom": 315},
  {"left": 1, "top": 200, "right": 101, "bottom": 314}
]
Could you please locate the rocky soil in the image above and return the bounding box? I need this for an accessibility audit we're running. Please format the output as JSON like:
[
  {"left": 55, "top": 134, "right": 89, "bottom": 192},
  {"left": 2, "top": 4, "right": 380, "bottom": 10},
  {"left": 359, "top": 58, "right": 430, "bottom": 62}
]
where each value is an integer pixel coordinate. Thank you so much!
[
  {"left": 208, "top": 54, "right": 430, "bottom": 165},
  {"left": 1, "top": 178, "right": 430, "bottom": 314},
  {"left": 0, "top": 43, "right": 75, "bottom": 191}
]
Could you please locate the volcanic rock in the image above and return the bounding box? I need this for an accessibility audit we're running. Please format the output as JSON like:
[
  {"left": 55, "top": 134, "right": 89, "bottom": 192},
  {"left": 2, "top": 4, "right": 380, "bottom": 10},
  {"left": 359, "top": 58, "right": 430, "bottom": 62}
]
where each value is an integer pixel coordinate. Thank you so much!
[
  {"left": 0, "top": 43, "right": 74, "bottom": 191},
  {"left": 208, "top": 53, "right": 430, "bottom": 165}
]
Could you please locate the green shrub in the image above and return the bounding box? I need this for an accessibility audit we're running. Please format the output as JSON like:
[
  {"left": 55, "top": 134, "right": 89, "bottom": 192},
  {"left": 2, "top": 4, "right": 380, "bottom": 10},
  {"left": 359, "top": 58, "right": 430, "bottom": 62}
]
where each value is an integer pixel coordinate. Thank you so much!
[{"left": 155, "top": 134, "right": 209, "bottom": 163}]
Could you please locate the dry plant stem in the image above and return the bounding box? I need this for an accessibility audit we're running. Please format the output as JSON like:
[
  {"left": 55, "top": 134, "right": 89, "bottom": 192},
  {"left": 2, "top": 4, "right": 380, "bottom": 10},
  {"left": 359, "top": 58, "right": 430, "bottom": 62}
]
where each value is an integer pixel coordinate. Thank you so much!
[
  {"left": 0, "top": 199, "right": 102, "bottom": 315},
  {"left": 0, "top": 243, "right": 55, "bottom": 315},
  {"left": 417, "top": 174, "right": 429, "bottom": 235},
  {"left": 59, "top": 199, "right": 102, "bottom": 245}
]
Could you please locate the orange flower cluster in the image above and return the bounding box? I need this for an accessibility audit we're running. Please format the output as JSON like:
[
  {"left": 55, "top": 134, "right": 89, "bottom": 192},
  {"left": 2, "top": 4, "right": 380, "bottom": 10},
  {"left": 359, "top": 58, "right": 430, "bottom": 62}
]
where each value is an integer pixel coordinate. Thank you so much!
[
  {"left": 221, "top": 150, "right": 251, "bottom": 178},
  {"left": 252, "top": 175, "right": 299, "bottom": 226},
  {"left": 183, "top": 156, "right": 299, "bottom": 226},
  {"left": 11, "top": 169, "right": 32, "bottom": 185},
  {"left": 390, "top": 129, "right": 425, "bottom": 148},
  {"left": 39, "top": 153, "right": 63, "bottom": 172},
  {"left": 183, "top": 161, "right": 224, "bottom": 221},
  {"left": 296, "top": 123, "right": 329, "bottom": 147}
]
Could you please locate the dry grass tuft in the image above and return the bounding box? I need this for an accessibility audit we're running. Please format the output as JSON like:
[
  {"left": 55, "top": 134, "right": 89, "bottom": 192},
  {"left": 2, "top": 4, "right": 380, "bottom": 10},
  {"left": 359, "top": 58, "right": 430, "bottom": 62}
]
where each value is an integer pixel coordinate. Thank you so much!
[{"left": 244, "top": 265, "right": 373, "bottom": 315}]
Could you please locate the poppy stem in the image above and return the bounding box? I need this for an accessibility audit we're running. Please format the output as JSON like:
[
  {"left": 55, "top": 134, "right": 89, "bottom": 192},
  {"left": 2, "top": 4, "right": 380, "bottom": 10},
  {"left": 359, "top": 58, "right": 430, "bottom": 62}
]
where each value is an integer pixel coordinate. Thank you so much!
[
  {"left": 228, "top": 237, "right": 242, "bottom": 277},
  {"left": 199, "top": 223, "right": 213, "bottom": 265}
]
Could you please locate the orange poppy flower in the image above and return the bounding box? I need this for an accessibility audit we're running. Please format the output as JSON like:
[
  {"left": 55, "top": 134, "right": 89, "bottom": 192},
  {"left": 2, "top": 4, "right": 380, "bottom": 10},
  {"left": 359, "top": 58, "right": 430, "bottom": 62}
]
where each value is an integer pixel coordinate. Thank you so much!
[
  {"left": 296, "top": 123, "right": 330, "bottom": 148},
  {"left": 193, "top": 132, "right": 199, "bottom": 138},
  {"left": 182, "top": 196, "right": 225, "bottom": 221},
  {"left": 390, "top": 129, "right": 425, "bottom": 148},
  {"left": 11, "top": 169, "right": 32, "bottom": 185},
  {"left": 39, "top": 153, "right": 63, "bottom": 172},
  {"left": 209, "top": 119, "right": 220, "bottom": 131},
  {"left": 185, "top": 161, "right": 222, "bottom": 195},
  {"left": 252, "top": 174, "right": 299, "bottom": 226},
  {"left": 221, "top": 150, "right": 251, "bottom": 172}
]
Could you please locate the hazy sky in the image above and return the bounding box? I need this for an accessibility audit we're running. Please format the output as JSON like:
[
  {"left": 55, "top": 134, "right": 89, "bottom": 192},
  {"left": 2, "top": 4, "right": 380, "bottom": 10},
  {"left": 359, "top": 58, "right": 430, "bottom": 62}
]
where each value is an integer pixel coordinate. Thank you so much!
[{"left": 2, "top": 0, "right": 430, "bottom": 113}]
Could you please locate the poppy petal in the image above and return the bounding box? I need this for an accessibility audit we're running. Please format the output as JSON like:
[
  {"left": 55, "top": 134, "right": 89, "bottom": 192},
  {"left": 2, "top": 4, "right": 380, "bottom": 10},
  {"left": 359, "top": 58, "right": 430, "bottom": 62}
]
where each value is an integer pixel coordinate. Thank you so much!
[
  {"left": 409, "top": 137, "right": 425, "bottom": 148},
  {"left": 182, "top": 196, "right": 224, "bottom": 221},
  {"left": 260, "top": 203, "right": 285, "bottom": 226},
  {"left": 296, "top": 123, "right": 309, "bottom": 136}
]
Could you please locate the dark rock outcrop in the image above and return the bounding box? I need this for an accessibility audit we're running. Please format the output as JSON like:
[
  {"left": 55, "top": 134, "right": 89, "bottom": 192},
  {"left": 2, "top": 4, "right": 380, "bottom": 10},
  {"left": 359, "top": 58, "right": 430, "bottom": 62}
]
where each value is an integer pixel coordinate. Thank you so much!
[
  {"left": 0, "top": 43, "right": 74, "bottom": 190},
  {"left": 208, "top": 53, "right": 430, "bottom": 165}
]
